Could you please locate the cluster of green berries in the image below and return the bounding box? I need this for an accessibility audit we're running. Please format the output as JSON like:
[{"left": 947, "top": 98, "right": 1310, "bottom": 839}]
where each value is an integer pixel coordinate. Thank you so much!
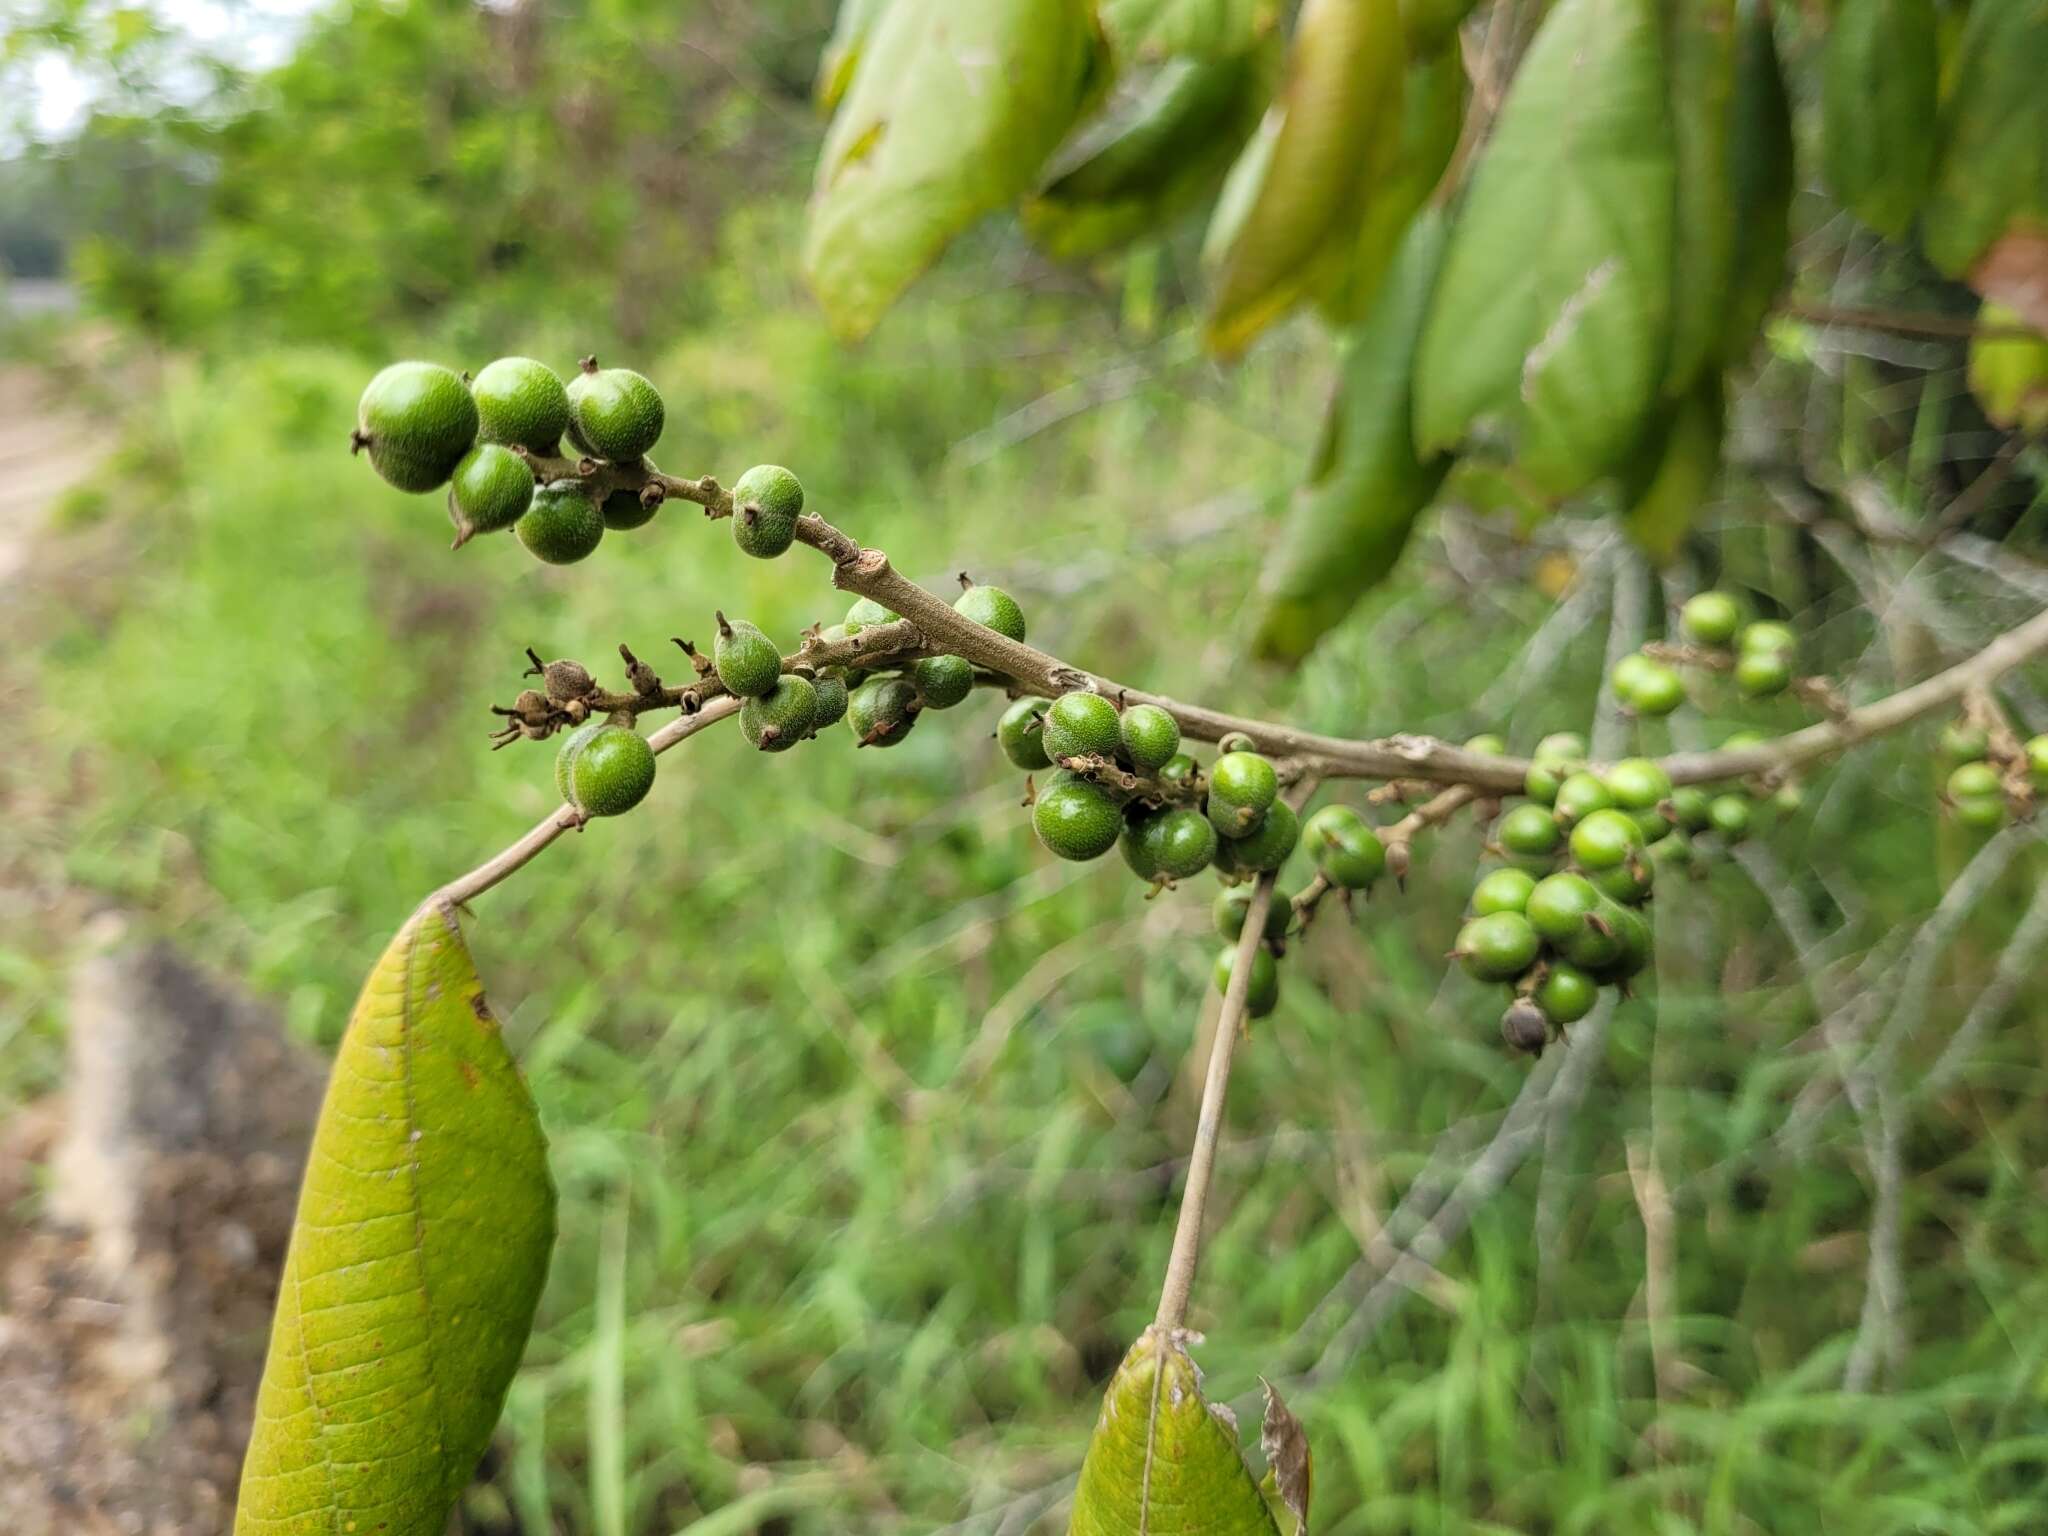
[
  {"left": 1937, "top": 717, "right": 2048, "bottom": 832},
  {"left": 1608, "top": 590, "right": 1803, "bottom": 715}
]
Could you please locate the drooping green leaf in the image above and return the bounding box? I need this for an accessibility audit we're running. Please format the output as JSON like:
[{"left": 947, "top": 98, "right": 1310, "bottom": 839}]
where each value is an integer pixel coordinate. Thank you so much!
[
  {"left": 1970, "top": 302, "right": 2048, "bottom": 435},
  {"left": 1620, "top": 372, "right": 1724, "bottom": 565},
  {"left": 1201, "top": 0, "right": 1407, "bottom": 358},
  {"left": 814, "top": 0, "right": 892, "bottom": 114},
  {"left": 1661, "top": 0, "right": 1737, "bottom": 395},
  {"left": 1024, "top": 42, "right": 1278, "bottom": 262},
  {"left": 1412, "top": 0, "right": 1674, "bottom": 496},
  {"left": 235, "top": 912, "right": 555, "bottom": 1536},
  {"left": 1717, "top": 0, "right": 1793, "bottom": 366},
  {"left": 1821, "top": 0, "right": 1938, "bottom": 239},
  {"left": 1069, "top": 1328, "right": 1282, "bottom": 1536},
  {"left": 1099, "top": 0, "right": 1278, "bottom": 62},
  {"left": 1253, "top": 208, "right": 1451, "bottom": 662},
  {"left": 803, "top": 0, "right": 1107, "bottom": 339},
  {"left": 1922, "top": 0, "right": 2048, "bottom": 278}
]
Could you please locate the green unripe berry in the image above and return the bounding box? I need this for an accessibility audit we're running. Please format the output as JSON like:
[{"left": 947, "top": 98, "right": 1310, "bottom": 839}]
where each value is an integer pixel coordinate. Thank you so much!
[
  {"left": 954, "top": 583, "right": 1027, "bottom": 642},
  {"left": 516, "top": 480, "right": 605, "bottom": 564},
  {"left": 1609, "top": 652, "right": 1659, "bottom": 701},
  {"left": 449, "top": 442, "right": 535, "bottom": 536},
  {"left": 1119, "top": 704, "right": 1181, "bottom": 774},
  {"left": 1552, "top": 771, "right": 1615, "bottom": 826},
  {"left": 1534, "top": 731, "right": 1589, "bottom": 765},
  {"left": 1042, "top": 692, "right": 1122, "bottom": 762},
  {"left": 1220, "top": 798, "right": 1299, "bottom": 873},
  {"left": 1734, "top": 649, "right": 1792, "bottom": 698},
  {"left": 1127, "top": 806, "right": 1217, "bottom": 881},
  {"left": 1157, "top": 753, "right": 1199, "bottom": 789},
  {"left": 569, "top": 726, "right": 657, "bottom": 817},
  {"left": 1707, "top": 793, "right": 1751, "bottom": 840},
  {"left": 1952, "top": 792, "right": 2008, "bottom": 831},
  {"left": 848, "top": 677, "right": 919, "bottom": 747},
  {"left": 912, "top": 653, "right": 975, "bottom": 709},
  {"left": 1302, "top": 804, "right": 1386, "bottom": 888},
  {"left": 1523, "top": 760, "right": 1564, "bottom": 805},
  {"left": 1721, "top": 729, "right": 1768, "bottom": 753},
  {"left": 1588, "top": 900, "right": 1652, "bottom": 982},
  {"left": 1535, "top": 962, "right": 1599, "bottom": 1025},
  {"left": 1739, "top": 620, "right": 1797, "bottom": 657},
  {"left": 1208, "top": 751, "right": 1280, "bottom": 837},
  {"left": 810, "top": 675, "right": 850, "bottom": 730},
  {"left": 1525, "top": 872, "right": 1602, "bottom": 947},
  {"left": 1947, "top": 760, "right": 2002, "bottom": 802},
  {"left": 553, "top": 719, "right": 605, "bottom": 804},
  {"left": 1498, "top": 803, "right": 1564, "bottom": 858},
  {"left": 1590, "top": 857, "right": 1654, "bottom": 904},
  {"left": 1455, "top": 912, "right": 1541, "bottom": 983},
  {"left": 1034, "top": 777, "right": 1122, "bottom": 861},
  {"left": 997, "top": 697, "right": 1054, "bottom": 769},
  {"left": 2027, "top": 735, "right": 2048, "bottom": 785},
  {"left": 471, "top": 357, "right": 569, "bottom": 454},
  {"left": 1214, "top": 885, "right": 1292, "bottom": 942},
  {"left": 731, "top": 464, "right": 803, "bottom": 558},
  {"left": 1569, "top": 808, "right": 1645, "bottom": 870},
  {"left": 1939, "top": 721, "right": 1989, "bottom": 763},
  {"left": 1213, "top": 944, "right": 1280, "bottom": 1018},
  {"left": 1603, "top": 757, "right": 1672, "bottom": 811},
  {"left": 1463, "top": 733, "right": 1507, "bottom": 756},
  {"left": 1621, "top": 659, "right": 1686, "bottom": 717},
  {"left": 714, "top": 617, "right": 782, "bottom": 698},
  {"left": 1651, "top": 828, "right": 1695, "bottom": 869},
  {"left": 1629, "top": 806, "right": 1674, "bottom": 844},
  {"left": 1471, "top": 867, "right": 1536, "bottom": 916},
  {"left": 356, "top": 361, "right": 478, "bottom": 493},
  {"left": 1501, "top": 997, "right": 1551, "bottom": 1055},
  {"left": 845, "top": 597, "right": 901, "bottom": 632},
  {"left": 567, "top": 364, "right": 664, "bottom": 462},
  {"left": 600, "top": 486, "right": 658, "bottom": 530},
  {"left": 1770, "top": 780, "right": 1804, "bottom": 815},
  {"left": 740, "top": 674, "right": 818, "bottom": 752},
  {"left": 1669, "top": 786, "right": 1712, "bottom": 832},
  {"left": 1680, "top": 590, "right": 1743, "bottom": 646}
]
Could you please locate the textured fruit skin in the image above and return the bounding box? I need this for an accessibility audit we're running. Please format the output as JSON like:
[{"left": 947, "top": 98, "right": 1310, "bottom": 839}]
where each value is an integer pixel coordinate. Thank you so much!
[
  {"left": 1135, "top": 806, "right": 1218, "bottom": 880},
  {"left": 358, "top": 361, "right": 478, "bottom": 492},
  {"left": 471, "top": 357, "right": 570, "bottom": 454},
  {"left": 1042, "top": 692, "right": 1121, "bottom": 761},
  {"left": 1220, "top": 797, "right": 1298, "bottom": 872},
  {"left": 954, "top": 584, "right": 1027, "bottom": 641},
  {"left": 570, "top": 726, "right": 657, "bottom": 816},
  {"left": 1303, "top": 804, "right": 1386, "bottom": 887},
  {"left": 567, "top": 367, "right": 665, "bottom": 461},
  {"left": 1707, "top": 793, "right": 1752, "bottom": 839},
  {"left": 1034, "top": 777, "right": 1122, "bottom": 861},
  {"left": 714, "top": 620, "right": 783, "bottom": 698},
  {"left": 912, "top": 654, "right": 975, "bottom": 709},
  {"left": 731, "top": 464, "right": 804, "bottom": 558},
  {"left": 450, "top": 443, "right": 536, "bottom": 534},
  {"left": 1214, "top": 885, "right": 1292, "bottom": 942},
  {"left": 1552, "top": 771, "right": 1615, "bottom": 825},
  {"left": 1526, "top": 872, "right": 1601, "bottom": 946},
  {"left": 1118, "top": 704, "right": 1181, "bottom": 773},
  {"left": 740, "top": 674, "right": 818, "bottom": 751},
  {"left": 1680, "top": 590, "right": 1742, "bottom": 646},
  {"left": 516, "top": 481, "right": 605, "bottom": 564},
  {"left": 1734, "top": 649, "right": 1791, "bottom": 698},
  {"left": 844, "top": 597, "right": 901, "bottom": 632},
  {"left": 600, "top": 487, "right": 658, "bottom": 530},
  {"left": 1535, "top": 963, "right": 1598, "bottom": 1025},
  {"left": 1213, "top": 945, "right": 1280, "bottom": 1018},
  {"left": 554, "top": 720, "right": 605, "bottom": 805},
  {"left": 997, "top": 696, "right": 1054, "bottom": 769},
  {"left": 1119, "top": 817, "right": 1162, "bottom": 880},
  {"left": 1604, "top": 757, "right": 1672, "bottom": 810},
  {"left": 1498, "top": 803, "right": 1563, "bottom": 857},
  {"left": 1456, "top": 912, "right": 1540, "bottom": 983},
  {"left": 810, "top": 675, "right": 850, "bottom": 730},
  {"left": 1157, "top": 753, "right": 1199, "bottom": 789},
  {"left": 847, "top": 677, "right": 919, "bottom": 747},
  {"left": 1472, "top": 867, "right": 1536, "bottom": 916},
  {"left": 1208, "top": 751, "right": 1279, "bottom": 836}
]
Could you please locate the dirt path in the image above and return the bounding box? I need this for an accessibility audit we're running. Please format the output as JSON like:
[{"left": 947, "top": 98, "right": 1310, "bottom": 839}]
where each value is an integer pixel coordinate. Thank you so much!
[{"left": 0, "top": 358, "right": 110, "bottom": 586}]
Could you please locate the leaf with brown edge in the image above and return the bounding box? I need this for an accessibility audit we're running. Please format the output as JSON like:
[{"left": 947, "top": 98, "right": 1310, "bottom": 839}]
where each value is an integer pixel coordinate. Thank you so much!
[
  {"left": 1258, "top": 1378, "right": 1312, "bottom": 1535},
  {"left": 1069, "top": 1328, "right": 1281, "bottom": 1536},
  {"left": 234, "top": 910, "right": 555, "bottom": 1536},
  {"left": 1972, "top": 228, "right": 2048, "bottom": 338}
]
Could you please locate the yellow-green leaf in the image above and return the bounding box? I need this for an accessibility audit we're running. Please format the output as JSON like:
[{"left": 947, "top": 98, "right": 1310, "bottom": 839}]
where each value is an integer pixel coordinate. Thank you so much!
[
  {"left": 235, "top": 912, "right": 555, "bottom": 1536},
  {"left": 814, "top": 0, "right": 892, "bottom": 114},
  {"left": 1620, "top": 372, "right": 1723, "bottom": 565},
  {"left": 1412, "top": 0, "right": 1675, "bottom": 495},
  {"left": 803, "top": 0, "right": 1106, "bottom": 340},
  {"left": 1662, "top": 0, "right": 1737, "bottom": 395},
  {"left": 1253, "top": 208, "right": 1451, "bottom": 662},
  {"left": 1718, "top": 0, "right": 1793, "bottom": 367},
  {"left": 1400, "top": 0, "right": 1478, "bottom": 53},
  {"left": 1069, "top": 1328, "right": 1281, "bottom": 1536},
  {"left": 1822, "top": 0, "right": 1939, "bottom": 239},
  {"left": 1969, "top": 302, "right": 2048, "bottom": 435},
  {"left": 1099, "top": 0, "right": 1278, "bottom": 62},
  {"left": 1922, "top": 0, "right": 2048, "bottom": 278},
  {"left": 1201, "top": 0, "right": 1407, "bottom": 359}
]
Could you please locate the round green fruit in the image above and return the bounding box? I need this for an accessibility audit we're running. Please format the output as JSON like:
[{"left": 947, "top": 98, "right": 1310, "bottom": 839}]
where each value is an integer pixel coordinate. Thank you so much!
[
  {"left": 1952, "top": 792, "right": 2008, "bottom": 831},
  {"left": 1042, "top": 692, "right": 1121, "bottom": 762},
  {"left": 954, "top": 583, "right": 1027, "bottom": 642},
  {"left": 912, "top": 654, "right": 975, "bottom": 709},
  {"left": 1680, "top": 590, "right": 1743, "bottom": 647},
  {"left": 1214, "top": 885, "right": 1293, "bottom": 942},
  {"left": 1128, "top": 806, "right": 1217, "bottom": 881},
  {"left": 1157, "top": 753, "right": 1199, "bottom": 789},
  {"left": 848, "top": 677, "right": 919, "bottom": 747},
  {"left": 1591, "top": 857, "right": 1654, "bottom": 904},
  {"left": 1208, "top": 751, "right": 1279, "bottom": 837},
  {"left": 1707, "top": 794, "right": 1751, "bottom": 840},
  {"left": 1526, "top": 872, "right": 1602, "bottom": 947},
  {"left": 1463, "top": 733, "right": 1507, "bottom": 756},
  {"left": 516, "top": 480, "right": 605, "bottom": 564},
  {"left": 810, "top": 675, "right": 850, "bottom": 731},
  {"left": 1455, "top": 912, "right": 1541, "bottom": 983},
  {"left": 1621, "top": 659, "right": 1686, "bottom": 717},
  {"left": 714, "top": 617, "right": 782, "bottom": 698},
  {"left": 567, "top": 365, "right": 664, "bottom": 462},
  {"left": 1221, "top": 798, "right": 1299, "bottom": 873},
  {"left": 1498, "top": 803, "right": 1563, "bottom": 858},
  {"left": 1939, "top": 721, "right": 1989, "bottom": 763},
  {"left": 600, "top": 486, "right": 658, "bottom": 530},
  {"left": 844, "top": 597, "right": 900, "bottom": 632},
  {"left": 1534, "top": 731, "right": 1589, "bottom": 765},
  {"left": 1569, "top": 809, "right": 1644, "bottom": 871},
  {"left": 1471, "top": 867, "right": 1536, "bottom": 916},
  {"left": 1734, "top": 649, "right": 1792, "bottom": 699},
  {"left": 1119, "top": 704, "right": 1181, "bottom": 774},
  {"left": 1603, "top": 757, "right": 1672, "bottom": 810},
  {"left": 553, "top": 719, "right": 605, "bottom": 805},
  {"left": 1610, "top": 652, "right": 1660, "bottom": 700},
  {"left": 449, "top": 443, "right": 534, "bottom": 535},
  {"left": 471, "top": 356, "right": 569, "bottom": 454},
  {"left": 569, "top": 726, "right": 657, "bottom": 816},
  {"left": 1552, "top": 771, "right": 1615, "bottom": 825},
  {"left": 1034, "top": 777, "right": 1122, "bottom": 861},
  {"left": 740, "top": 675, "right": 818, "bottom": 752},
  {"left": 1588, "top": 901, "right": 1652, "bottom": 982},
  {"left": 1947, "top": 760, "right": 2002, "bottom": 802},
  {"left": 357, "top": 361, "right": 478, "bottom": 492},
  {"left": 1302, "top": 804, "right": 1386, "bottom": 889},
  {"left": 1739, "top": 620, "right": 1796, "bottom": 657},
  {"left": 1213, "top": 944, "right": 1280, "bottom": 1018},
  {"left": 1669, "top": 786, "right": 1711, "bottom": 832},
  {"left": 997, "top": 696, "right": 1054, "bottom": 769},
  {"left": 731, "top": 464, "right": 803, "bottom": 559},
  {"left": 1523, "top": 760, "right": 1564, "bottom": 806},
  {"left": 1535, "top": 963, "right": 1599, "bottom": 1025}
]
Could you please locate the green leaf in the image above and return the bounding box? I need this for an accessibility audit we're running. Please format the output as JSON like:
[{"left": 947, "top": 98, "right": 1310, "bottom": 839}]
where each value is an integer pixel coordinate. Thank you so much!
[
  {"left": 1661, "top": 0, "right": 1737, "bottom": 395},
  {"left": 814, "top": 0, "right": 892, "bottom": 114},
  {"left": 1969, "top": 303, "right": 2048, "bottom": 436},
  {"left": 1099, "top": 0, "right": 1278, "bottom": 63},
  {"left": 235, "top": 912, "right": 555, "bottom": 1536},
  {"left": 1822, "top": 0, "right": 1939, "bottom": 239},
  {"left": 1620, "top": 372, "right": 1723, "bottom": 565},
  {"left": 803, "top": 0, "right": 1106, "bottom": 340},
  {"left": 1718, "top": 0, "right": 1793, "bottom": 366},
  {"left": 1253, "top": 208, "right": 1451, "bottom": 662},
  {"left": 1412, "top": 0, "right": 1675, "bottom": 496},
  {"left": 1922, "top": 0, "right": 2048, "bottom": 278},
  {"left": 1400, "top": 0, "right": 1479, "bottom": 54},
  {"left": 1201, "top": 0, "right": 1408, "bottom": 359},
  {"left": 1069, "top": 1328, "right": 1282, "bottom": 1536}
]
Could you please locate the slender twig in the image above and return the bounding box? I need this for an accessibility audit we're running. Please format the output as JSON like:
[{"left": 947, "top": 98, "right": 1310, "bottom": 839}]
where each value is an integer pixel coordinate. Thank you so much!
[
  {"left": 1777, "top": 302, "right": 2040, "bottom": 342},
  {"left": 1921, "top": 877, "right": 2048, "bottom": 1098}
]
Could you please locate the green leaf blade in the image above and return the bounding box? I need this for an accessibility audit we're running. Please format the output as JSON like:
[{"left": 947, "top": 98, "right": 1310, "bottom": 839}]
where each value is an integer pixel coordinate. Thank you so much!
[
  {"left": 1821, "top": 0, "right": 1939, "bottom": 239},
  {"left": 1923, "top": 0, "right": 2048, "bottom": 278}
]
